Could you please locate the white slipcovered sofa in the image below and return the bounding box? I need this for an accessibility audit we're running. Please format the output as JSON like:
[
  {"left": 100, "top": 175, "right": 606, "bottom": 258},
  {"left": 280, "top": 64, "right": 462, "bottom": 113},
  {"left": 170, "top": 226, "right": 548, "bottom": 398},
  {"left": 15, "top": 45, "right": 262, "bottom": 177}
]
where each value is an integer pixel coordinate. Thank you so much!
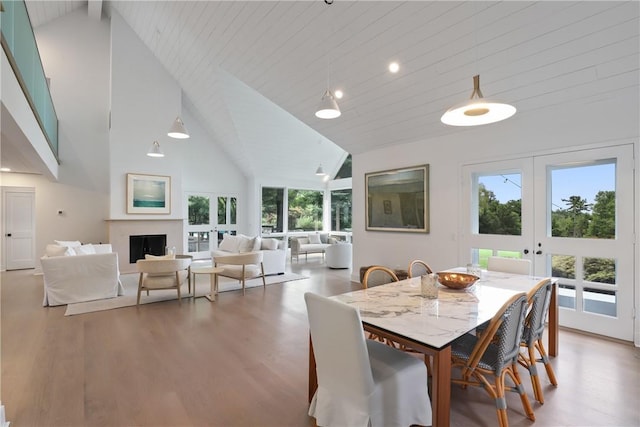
[
  {"left": 290, "top": 233, "right": 338, "bottom": 262},
  {"left": 41, "top": 241, "right": 124, "bottom": 306},
  {"left": 211, "top": 234, "right": 286, "bottom": 276}
]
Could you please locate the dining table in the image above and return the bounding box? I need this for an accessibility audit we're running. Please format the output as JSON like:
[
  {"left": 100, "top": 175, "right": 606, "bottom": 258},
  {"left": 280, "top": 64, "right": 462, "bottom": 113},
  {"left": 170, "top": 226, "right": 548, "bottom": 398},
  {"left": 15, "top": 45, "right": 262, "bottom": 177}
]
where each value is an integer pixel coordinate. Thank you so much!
[{"left": 307, "top": 267, "right": 558, "bottom": 427}]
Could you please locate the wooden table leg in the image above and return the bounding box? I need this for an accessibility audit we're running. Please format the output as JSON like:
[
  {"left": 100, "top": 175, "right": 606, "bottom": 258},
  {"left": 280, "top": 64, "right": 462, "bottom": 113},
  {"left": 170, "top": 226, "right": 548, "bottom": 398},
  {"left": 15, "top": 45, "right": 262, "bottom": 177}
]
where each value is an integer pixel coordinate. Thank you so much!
[
  {"left": 548, "top": 281, "right": 558, "bottom": 357},
  {"left": 308, "top": 335, "right": 317, "bottom": 403},
  {"left": 431, "top": 346, "right": 451, "bottom": 427}
]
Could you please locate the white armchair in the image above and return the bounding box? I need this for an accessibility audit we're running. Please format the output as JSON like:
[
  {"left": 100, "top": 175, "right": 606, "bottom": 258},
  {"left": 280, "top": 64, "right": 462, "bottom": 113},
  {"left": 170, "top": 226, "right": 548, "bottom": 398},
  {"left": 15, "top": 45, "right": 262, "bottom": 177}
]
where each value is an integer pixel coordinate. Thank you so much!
[{"left": 325, "top": 243, "right": 352, "bottom": 269}]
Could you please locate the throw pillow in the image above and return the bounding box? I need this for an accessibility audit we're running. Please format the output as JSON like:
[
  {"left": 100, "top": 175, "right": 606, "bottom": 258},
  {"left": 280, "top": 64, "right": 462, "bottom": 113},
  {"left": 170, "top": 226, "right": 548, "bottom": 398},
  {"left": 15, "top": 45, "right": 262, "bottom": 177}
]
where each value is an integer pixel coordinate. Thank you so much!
[
  {"left": 74, "top": 244, "right": 96, "bottom": 255},
  {"left": 45, "top": 244, "right": 74, "bottom": 257},
  {"left": 308, "top": 234, "right": 322, "bottom": 244},
  {"left": 239, "top": 235, "right": 257, "bottom": 253},
  {"left": 54, "top": 240, "right": 82, "bottom": 248},
  {"left": 261, "top": 238, "right": 279, "bottom": 250},
  {"left": 252, "top": 236, "right": 262, "bottom": 251},
  {"left": 319, "top": 233, "right": 329, "bottom": 244},
  {"left": 145, "top": 254, "right": 175, "bottom": 260},
  {"left": 93, "top": 244, "right": 113, "bottom": 254},
  {"left": 219, "top": 235, "right": 240, "bottom": 252}
]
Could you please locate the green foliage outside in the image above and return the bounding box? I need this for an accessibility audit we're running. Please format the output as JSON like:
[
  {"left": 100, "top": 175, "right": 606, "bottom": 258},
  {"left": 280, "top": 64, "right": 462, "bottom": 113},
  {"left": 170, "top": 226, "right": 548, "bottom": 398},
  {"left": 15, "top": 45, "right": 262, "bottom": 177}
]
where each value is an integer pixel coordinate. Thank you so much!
[
  {"left": 479, "top": 186, "right": 616, "bottom": 282},
  {"left": 188, "top": 196, "right": 210, "bottom": 225},
  {"left": 262, "top": 188, "right": 284, "bottom": 232},
  {"left": 288, "top": 189, "right": 323, "bottom": 231},
  {"left": 331, "top": 189, "right": 352, "bottom": 231}
]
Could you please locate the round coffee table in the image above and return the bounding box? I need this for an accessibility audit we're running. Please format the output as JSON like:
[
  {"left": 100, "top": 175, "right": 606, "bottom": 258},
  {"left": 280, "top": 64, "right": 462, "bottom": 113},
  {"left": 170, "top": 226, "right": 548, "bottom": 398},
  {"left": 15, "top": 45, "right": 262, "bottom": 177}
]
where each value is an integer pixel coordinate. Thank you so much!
[{"left": 191, "top": 266, "right": 224, "bottom": 301}]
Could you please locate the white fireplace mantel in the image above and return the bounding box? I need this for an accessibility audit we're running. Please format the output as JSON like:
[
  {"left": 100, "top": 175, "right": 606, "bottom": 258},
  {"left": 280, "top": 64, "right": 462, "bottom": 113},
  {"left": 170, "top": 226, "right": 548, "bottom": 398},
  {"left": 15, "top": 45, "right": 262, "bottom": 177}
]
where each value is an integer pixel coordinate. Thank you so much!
[{"left": 107, "top": 219, "right": 185, "bottom": 273}]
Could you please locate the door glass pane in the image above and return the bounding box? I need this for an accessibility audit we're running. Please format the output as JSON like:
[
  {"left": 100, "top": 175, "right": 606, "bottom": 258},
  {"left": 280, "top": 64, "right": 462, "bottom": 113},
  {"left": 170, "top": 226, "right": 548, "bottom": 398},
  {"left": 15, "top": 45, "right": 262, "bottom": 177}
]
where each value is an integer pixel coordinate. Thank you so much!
[
  {"left": 583, "top": 257, "right": 616, "bottom": 284},
  {"left": 218, "top": 197, "right": 227, "bottom": 225},
  {"left": 552, "top": 254, "right": 576, "bottom": 309},
  {"left": 262, "top": 187, "right": 284, "bottom": 233},
  {"left": 550, "top": 162, "right": 615, "bottom": 238},
  {"left": 188, "top": 196, "right": 210, "bottom": 225},
  {"left": 331, "top": 189, "right": 352, "bottom": 232},
  {"left": 188, "top": 231, "right": 210, "bottom": 252},
  {"left": 288, "top": 189, "right": 323, "bottom": 232},
  {"left": 583, "top": 256, "right": 616, "bottom": 317},
  {"left": 477, "top": 173, "right": 522, "bottom": 235}
]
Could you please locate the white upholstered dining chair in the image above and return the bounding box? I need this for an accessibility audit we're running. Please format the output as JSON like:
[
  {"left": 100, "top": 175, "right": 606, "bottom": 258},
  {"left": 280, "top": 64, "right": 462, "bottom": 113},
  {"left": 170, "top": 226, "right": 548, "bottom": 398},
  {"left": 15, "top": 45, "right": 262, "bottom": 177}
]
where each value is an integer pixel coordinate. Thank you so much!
[
  {"left": 487, "top": 256, "right": 532, "bottom": 275},
  {"left": 304, "top": 292, "right": 431, "bottom": 427}
]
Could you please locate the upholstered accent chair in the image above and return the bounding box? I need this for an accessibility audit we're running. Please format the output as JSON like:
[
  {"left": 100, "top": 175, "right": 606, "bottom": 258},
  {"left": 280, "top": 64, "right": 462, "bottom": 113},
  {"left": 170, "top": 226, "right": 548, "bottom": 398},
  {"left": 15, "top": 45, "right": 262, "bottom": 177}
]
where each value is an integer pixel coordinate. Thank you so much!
[
  {"left": 136, "top": 257, "right": 192, "bottom": 305},
  {"left": 213, "top": 251, "right": 266, "bottom": 295}
]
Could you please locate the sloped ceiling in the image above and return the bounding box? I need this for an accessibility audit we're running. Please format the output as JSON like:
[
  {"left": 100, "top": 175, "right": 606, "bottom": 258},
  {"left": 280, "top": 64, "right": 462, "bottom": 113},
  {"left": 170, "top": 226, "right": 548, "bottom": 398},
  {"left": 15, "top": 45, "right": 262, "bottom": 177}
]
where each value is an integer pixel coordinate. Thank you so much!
[{"left": 16, "top": 1, "right": 640, "bottom": 181}]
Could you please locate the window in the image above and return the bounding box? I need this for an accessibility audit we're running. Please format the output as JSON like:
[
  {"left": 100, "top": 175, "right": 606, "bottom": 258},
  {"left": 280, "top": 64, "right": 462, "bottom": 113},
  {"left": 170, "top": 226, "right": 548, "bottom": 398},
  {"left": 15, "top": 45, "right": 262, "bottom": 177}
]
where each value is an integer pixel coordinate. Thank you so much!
[
  {"left": 331, "top": 189, "right": 352, "bottom": 232},
  {"left": 261, "top": 187, "right": 284, "bottom": 233},
  {"left": 288, "top": 189, "right": 323, "bottom": 232},
  {"left": 477, "top": 173, "right": 522, "bottom": 236}
]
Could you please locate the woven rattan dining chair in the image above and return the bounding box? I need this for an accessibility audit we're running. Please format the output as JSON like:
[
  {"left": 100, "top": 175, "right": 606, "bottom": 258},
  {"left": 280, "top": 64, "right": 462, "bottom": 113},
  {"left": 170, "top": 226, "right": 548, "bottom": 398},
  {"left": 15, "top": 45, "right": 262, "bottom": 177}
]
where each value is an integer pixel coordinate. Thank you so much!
[
  {"left": 451, "top": 292, "right": 534, "bottom": 427},
  {"left": 408, "top": 259, "right": 433, "bottom": 278},
  {"left": 361, "top": 266, "right": 400, "bottom": 347},
  {"left": 362, "top": 266, "right": 398, "bottom": 288},
  {"left": 518, "top": 278, "right": 558, "bottom": 404}
]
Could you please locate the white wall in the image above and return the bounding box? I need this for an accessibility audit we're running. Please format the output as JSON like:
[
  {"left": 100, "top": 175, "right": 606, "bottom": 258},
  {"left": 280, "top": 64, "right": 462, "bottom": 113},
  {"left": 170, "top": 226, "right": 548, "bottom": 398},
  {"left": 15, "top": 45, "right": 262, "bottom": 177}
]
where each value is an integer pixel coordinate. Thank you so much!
[
  {"left": 352, "top": 89, "right": 639, "bottom": 279},
  {"left": 109, "top": 11, "right": 184, "bottom": 220},
  {"left": 2, "top": 7, "right": 111, "bottom": 263}
]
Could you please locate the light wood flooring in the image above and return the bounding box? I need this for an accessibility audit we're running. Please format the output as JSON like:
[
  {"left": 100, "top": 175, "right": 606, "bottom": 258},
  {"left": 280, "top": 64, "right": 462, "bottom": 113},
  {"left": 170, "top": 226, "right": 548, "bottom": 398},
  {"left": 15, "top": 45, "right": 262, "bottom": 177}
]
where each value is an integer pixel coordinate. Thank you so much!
[{"left": 2, "top": 256, "right": 639, "bottom": 426}]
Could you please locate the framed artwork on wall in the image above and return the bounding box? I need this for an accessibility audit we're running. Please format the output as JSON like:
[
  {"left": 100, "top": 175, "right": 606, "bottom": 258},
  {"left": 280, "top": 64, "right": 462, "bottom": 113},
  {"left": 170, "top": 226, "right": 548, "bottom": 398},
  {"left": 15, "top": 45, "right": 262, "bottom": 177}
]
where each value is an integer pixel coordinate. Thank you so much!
[
  {"left": 126, "top": 173, "right": 171, "bottom": 214},
  {"left": 365, "top": 164, "right": 429, "bottom": 233}
]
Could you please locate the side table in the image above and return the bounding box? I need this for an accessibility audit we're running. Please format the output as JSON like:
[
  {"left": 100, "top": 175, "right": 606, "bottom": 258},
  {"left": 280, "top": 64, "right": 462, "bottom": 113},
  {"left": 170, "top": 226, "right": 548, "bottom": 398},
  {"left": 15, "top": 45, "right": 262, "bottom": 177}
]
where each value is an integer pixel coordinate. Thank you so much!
[{"left": 191, "top": 266, "right": 224, "bottom": 301}]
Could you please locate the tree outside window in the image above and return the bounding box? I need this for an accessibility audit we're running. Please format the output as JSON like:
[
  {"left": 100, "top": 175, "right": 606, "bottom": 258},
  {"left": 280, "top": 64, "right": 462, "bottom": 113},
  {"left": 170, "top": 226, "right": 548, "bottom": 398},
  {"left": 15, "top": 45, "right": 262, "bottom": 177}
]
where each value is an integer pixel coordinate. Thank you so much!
[{"left": 288, "top": 189, "right": 323, "bottom": 231}]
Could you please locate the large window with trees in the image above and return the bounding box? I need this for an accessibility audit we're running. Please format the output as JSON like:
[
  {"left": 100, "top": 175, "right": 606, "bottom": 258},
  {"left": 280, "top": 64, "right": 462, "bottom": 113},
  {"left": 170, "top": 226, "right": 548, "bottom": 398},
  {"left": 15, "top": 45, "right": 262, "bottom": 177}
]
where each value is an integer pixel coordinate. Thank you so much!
[
  {"left": 331, "top": 189, "right": 352, "bottom": 232},
  {"left": 288, "top": 189, "right": 323, "bottom": 232},
  {"left": 261, "top": 187, "right": 284, "bottom": 233}
]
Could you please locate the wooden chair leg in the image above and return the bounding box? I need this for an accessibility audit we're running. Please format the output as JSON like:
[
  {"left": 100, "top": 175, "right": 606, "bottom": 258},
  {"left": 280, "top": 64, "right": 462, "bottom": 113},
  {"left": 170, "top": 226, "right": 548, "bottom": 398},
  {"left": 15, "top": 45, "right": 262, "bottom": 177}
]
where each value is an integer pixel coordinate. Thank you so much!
[
  {"left": 137, "top": 273, "right": 143, "bottom": 305},
  {"left": 536, "top": 339, "right": 558, "bottom": 386},
  {"left": 528, "top": 345, "right": 544, "bottom": 404},
  {"left": 509, "top": 364, "right": 535, "bottom": 421}
]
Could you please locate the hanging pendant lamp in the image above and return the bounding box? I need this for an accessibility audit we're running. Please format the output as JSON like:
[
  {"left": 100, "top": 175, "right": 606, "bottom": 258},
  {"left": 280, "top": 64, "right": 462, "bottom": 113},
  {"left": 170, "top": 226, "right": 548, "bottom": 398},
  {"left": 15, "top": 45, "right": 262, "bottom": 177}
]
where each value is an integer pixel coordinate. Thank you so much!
[
  {"left": 315, "top": 90, "right": 341, "bottom": 119},
  {"left": 441, "top": 75, "right": 516, "bottom": 126},
  {"left": 168, "top": 116, "right": 190, "bottom": 139},
  {"left": 147, "top": 141, "right": 164, "bottom": 157},
  {"left": 315, "top": 164, "right": 326, "bottom": 176},
  {"left": 315, "top": 0, "right": 341, "bottom": 120}
]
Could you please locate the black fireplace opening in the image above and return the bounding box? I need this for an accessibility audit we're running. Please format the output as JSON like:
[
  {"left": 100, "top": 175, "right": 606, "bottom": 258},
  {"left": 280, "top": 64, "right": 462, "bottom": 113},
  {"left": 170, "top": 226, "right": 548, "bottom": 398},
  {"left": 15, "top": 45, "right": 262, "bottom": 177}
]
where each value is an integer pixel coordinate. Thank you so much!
[{"left": 129, "top": 234, "right": 167, "bottom": 263}]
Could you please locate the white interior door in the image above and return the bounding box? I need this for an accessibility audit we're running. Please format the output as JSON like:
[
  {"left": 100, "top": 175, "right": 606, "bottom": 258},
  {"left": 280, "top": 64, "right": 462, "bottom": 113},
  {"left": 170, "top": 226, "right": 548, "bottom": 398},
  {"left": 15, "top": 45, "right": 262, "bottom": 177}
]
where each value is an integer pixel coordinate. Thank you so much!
[
  {"left": 2, "top": 188, "right": 36, "bottom": 270},
  {"left": 461, "top": 144, "right": 635, "bottom": 341}
]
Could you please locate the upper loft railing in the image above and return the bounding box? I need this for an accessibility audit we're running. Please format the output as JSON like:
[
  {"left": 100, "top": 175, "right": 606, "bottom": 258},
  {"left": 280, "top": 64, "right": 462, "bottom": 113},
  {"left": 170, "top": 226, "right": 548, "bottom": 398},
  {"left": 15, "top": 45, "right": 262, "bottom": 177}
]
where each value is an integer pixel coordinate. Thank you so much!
[{"left": 0, "top": 0, "right": 58, "bottom": 159}]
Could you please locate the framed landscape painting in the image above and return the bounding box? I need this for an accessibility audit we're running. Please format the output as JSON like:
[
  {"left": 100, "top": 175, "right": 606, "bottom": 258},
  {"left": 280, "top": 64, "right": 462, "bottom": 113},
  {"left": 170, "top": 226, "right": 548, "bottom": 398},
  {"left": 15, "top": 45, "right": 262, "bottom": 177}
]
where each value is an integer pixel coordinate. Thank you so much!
[
  {"left": 127, "top": 173, "right": 171, "bottom": 214},
  {"left": 365, "top": 164, "right": 429, "bottom": 233}
]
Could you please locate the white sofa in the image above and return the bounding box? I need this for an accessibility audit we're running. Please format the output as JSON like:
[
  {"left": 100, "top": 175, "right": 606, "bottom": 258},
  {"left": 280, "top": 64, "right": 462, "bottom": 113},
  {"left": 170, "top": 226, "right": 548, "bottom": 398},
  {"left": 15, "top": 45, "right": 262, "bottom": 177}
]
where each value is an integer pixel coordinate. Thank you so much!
[
  {"left": 41, "top": 242, "right": 124, "bottom": 306},
  {"left": 211, "top": 234, "right": 286, "bottom": 276},
  {"left": 290, "top": 233, "right": 337, "bottom": 262}
]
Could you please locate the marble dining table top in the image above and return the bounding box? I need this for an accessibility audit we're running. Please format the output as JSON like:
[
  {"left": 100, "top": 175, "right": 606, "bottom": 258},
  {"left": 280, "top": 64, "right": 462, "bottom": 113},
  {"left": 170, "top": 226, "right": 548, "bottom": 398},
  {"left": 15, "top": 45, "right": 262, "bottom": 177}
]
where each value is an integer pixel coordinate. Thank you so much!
[{"left": 331, "top": 268, "right": 549, "bottom": 350}]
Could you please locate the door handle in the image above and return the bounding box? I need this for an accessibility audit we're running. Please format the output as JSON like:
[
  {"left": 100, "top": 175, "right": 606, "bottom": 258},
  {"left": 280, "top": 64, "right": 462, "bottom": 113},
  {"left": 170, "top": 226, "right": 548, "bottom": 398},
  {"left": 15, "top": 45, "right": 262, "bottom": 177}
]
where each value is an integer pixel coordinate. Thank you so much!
[
  {"left": 5, "top": 233, "right": 11, "bottom": 237},
  {"left": 536, "top": 250, "right": 542, "bottom": 255},
  {"left": 523, "top": 249, "right": 529, "bottom": 254}
]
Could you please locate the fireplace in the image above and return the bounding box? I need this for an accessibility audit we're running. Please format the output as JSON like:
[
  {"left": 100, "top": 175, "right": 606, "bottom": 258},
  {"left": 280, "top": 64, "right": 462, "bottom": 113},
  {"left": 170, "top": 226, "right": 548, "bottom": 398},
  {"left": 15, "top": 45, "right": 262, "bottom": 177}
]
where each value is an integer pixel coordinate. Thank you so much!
[{"left": 129, "top": 234, "right": 167, "bottom": 263}]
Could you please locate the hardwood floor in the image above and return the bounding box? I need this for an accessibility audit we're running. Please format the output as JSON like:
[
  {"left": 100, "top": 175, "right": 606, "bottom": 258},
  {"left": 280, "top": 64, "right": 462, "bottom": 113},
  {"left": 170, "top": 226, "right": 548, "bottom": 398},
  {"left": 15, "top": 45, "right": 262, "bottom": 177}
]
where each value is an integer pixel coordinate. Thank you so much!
[{"left": 2, "top": 256, "right": 639, "bottom": 426}]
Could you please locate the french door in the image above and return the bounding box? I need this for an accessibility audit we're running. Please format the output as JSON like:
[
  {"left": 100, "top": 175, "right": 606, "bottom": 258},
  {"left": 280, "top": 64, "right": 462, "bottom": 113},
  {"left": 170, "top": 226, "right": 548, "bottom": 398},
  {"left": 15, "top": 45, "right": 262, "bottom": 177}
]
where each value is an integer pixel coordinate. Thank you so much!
[
  {"left": 185, "top": 193, "right": 238, "bottom": 259},
  {"left": 2, "top": 187, "right": 36, "bottom": 270},
  {"left": 461, "top": 144, "right": 635, "bottom": 341}
]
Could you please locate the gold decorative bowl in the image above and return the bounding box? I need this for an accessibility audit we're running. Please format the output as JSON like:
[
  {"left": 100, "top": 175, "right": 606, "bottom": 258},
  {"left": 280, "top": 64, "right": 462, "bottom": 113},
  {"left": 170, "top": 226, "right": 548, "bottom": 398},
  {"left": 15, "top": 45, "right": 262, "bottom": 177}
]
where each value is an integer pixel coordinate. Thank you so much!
[{"left": 436, "top": 272, "right": 479, "bottom": 289}]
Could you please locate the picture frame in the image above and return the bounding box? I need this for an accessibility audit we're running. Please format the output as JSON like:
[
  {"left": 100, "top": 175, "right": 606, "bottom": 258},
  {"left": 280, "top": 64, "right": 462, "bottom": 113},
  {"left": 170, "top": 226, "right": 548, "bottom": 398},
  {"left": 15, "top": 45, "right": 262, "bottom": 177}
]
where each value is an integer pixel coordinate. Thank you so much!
[
  {"left": 365, "top": 164, "right": 429, "bottom": 233},
  {"left": 126, "top": 173, "right": 171, "bottom": 214}
]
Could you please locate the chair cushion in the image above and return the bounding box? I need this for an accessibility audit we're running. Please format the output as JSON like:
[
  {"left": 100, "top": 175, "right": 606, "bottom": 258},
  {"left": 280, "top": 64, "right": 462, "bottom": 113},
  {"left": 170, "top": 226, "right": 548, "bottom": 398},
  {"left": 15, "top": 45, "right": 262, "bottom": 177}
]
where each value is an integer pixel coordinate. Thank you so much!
[
  {"left": 219, "top": 264, "right": 261, "bottom": 279},
  {"left": 261, "top": 238, "right": 279, "bottom": 250}
]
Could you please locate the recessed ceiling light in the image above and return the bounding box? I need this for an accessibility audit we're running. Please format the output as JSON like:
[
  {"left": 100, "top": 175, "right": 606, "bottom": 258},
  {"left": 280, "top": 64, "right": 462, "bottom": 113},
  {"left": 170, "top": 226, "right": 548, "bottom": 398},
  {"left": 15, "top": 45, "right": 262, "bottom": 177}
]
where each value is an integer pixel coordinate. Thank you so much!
[
  {"left": 334, "top": 89, "right": 343, "bottom": 99},
  {"left": 0, "top": 167, "right": 11, "bottom": 172},
  {"left": 389, "top": 62, "right": 400, "bottom": 73}
]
